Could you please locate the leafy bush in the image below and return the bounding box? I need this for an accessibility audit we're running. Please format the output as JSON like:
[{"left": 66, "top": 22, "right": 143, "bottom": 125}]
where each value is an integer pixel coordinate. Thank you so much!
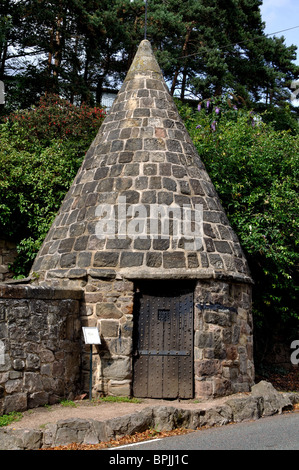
[
  {"left": 4, "top": 94, "right": 106, "bottom": 146},
  {"left": 178, "top": 98, "right": 298, "bottom": 338},
  {"left": 0, "top": 411, "right": 22, "bottom": 427},
  {"left": 0, "top": 95, "right": 105, "bottom": 275}
]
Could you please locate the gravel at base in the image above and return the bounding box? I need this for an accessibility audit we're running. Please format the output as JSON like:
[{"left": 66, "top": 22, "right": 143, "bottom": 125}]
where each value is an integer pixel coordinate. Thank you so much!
[{"left": 7, "top": 394, "right": 249, "bottom": 430}]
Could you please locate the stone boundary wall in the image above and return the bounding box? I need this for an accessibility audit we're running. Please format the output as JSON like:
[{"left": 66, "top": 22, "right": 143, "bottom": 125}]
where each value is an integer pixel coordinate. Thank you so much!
[
  {"left": 0, "top": 382, "right": 298, "bottom": 450},
  {"left": 0, "top": 240, "right": 17, "bottom": 282},
  {"left": 0, "top": 284, "right": 83, "bottom": 415}
]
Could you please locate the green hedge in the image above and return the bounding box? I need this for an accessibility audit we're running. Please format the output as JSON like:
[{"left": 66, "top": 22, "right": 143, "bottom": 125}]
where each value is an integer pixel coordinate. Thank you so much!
[
  {"left": 0, "top": 95, "right": 105, "bottom": 275},
  {"left": 178, "top": 98, "right": 298, "bottom": 349}
]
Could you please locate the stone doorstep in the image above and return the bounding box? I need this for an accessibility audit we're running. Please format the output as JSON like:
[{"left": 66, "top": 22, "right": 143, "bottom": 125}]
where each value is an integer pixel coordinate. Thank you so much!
[{"left": 0, "top": 383, "right": 298, "bottom": 450}]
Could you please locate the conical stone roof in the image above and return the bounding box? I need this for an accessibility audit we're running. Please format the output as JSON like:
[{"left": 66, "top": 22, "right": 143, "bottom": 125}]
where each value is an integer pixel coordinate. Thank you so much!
[{"left": 31, "top": 40, "right": 252, "bottom": 284}]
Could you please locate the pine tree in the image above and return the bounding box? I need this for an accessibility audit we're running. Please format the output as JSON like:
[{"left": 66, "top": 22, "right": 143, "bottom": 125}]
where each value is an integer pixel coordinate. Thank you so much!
[{"left": 1, "top": 0, "right": 298, "bottom": 110}]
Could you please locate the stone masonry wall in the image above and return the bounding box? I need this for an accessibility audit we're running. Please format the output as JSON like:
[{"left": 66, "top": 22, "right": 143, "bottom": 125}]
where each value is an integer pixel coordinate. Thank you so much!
[
  {"left": 0, "top": 285, "right": 82, "bottom": 415},
  {"left": 66, "top": 272, "right": 254, "bottom": 400},
  {"left": 33, "top": 272, "right": 254, "bottom": 400},
  {"left": 194, "top": 279, "right": 254, "bottom": 398},
  {"left": 33, "top": 271, "right": 135, "bottom": 398},
  {"left": 80, "top": 275, "right": 135, "bottom": 398}
]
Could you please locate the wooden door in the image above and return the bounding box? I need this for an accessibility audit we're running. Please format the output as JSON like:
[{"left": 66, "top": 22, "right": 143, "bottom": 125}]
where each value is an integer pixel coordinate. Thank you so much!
[{"left": 133, "top": 282, "right": 194, "bottom": 399}]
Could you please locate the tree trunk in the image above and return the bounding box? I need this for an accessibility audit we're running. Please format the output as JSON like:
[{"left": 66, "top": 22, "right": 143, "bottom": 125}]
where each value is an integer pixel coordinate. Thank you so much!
[
  {"left": 52, "top": 15, "right": 63, "bottom": 94},
  {"left": 172, "top": 24, "right": 193, "bottom": 99},
  {"left": 69, "top": 35, "right": 79, "bottom": 104},
  {"left": 45, "top": 28, "right": 54, "bottom": 96},
  {"left": 96, "top": 77, "right": 104, "bottom": 106},
  {"left": 180, "top": 65, "right": 187, "bottom": 100},
  {"left": 96, "top": 53, "right": 112, "bottom": 106},
  {"left": 53, "top": 16, "right": 62, "bottom": 75},
  {"left": 170, "top": 67, "right": 181, "bottom": 96},
  {"left": 0, "top": 41, "right": 8, "bottom": 80},
  {"left": 215, "top": 84, "right": 223, "bottom": 96},
  {"left": 81, "top": 43, "right": 92, "bottom": 104}
]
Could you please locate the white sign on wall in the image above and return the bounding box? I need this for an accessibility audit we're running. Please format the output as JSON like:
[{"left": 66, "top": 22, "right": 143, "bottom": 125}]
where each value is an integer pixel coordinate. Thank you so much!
[{"left": 82, "top": 327, "right": 101, "bottom": 345}]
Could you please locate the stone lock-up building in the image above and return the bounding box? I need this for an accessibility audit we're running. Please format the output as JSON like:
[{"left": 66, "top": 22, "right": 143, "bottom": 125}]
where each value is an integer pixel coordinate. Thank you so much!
[{"left": 27, "top": 40, "right": 255, "bottom": 401}]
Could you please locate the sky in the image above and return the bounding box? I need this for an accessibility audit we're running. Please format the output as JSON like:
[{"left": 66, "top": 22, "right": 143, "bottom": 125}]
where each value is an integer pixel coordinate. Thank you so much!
[{"left": 260, "top": 0, "right": 299, "bottom": 65}]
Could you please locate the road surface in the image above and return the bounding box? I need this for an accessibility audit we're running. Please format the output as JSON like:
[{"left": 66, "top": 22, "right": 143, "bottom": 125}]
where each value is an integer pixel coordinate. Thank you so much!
[{"left": 113, "top": 411, "right": 299, "bottom": 451}]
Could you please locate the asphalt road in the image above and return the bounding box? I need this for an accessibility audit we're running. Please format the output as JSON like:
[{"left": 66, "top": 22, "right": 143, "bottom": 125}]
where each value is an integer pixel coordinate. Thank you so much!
[{"left": 114, "top": 411, "right": 299, "bottom": 451}]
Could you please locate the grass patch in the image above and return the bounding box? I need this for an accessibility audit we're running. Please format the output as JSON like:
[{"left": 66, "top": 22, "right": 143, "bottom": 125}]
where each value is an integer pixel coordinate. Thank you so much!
[
  {"left": 60, "top": 400, "right": 77, "bottom": 408},
  {"left": 40, "top": 423, "right": 49, "bottom": 429},
  {"left": 95, "top": 396, "right": 141, "bottom": 404},
  {"left": 0, "top": 411, "right": 23, "bottom": 427}
]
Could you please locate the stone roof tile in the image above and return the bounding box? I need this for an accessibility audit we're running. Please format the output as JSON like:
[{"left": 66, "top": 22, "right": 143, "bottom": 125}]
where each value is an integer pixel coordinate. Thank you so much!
[{"left": 31, "top": 40, "right": 252, "bottom": 284}]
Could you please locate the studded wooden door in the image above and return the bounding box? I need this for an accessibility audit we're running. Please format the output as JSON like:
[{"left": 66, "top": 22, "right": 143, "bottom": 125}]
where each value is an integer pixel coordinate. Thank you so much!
[{"left": 133, "top": 283, "right": 194, "bottom": 399}]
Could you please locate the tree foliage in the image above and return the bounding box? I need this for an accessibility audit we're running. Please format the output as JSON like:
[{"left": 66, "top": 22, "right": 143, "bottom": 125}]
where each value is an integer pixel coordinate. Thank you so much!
[
  {"left": 1, "top": 0, "right": 298, "bottom": 112},
  {"left": 0, "top": 95, "right": 105, "bottom": 274},
  {"left": 178, "top": 98, "right": 298, "bottom": 343}
]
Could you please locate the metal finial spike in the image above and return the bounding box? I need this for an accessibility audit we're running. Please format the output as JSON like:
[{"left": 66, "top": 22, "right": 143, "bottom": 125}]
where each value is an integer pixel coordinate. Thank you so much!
[
  {"left": 130, "top": 0, "right": 148, "bottom": 40},
  {"left": 144, "top": 0, "right": 148, "bottom": 40}
]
